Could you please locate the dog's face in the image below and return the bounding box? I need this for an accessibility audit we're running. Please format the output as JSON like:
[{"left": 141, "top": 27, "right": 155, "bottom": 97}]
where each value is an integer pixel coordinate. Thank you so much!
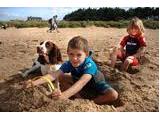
[
  {"left": 37, "top": 40, "right": 63, "bottom": 64},
  {"left": 37, "top": 41, "right": 54, "bottom": 55}
]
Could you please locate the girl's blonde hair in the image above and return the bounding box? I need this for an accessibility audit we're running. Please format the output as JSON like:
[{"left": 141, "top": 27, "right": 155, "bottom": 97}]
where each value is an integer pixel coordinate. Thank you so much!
[
  {"left": 67, "top": 36, "right": 89, "bottom": 55},
  {"left": 127, "top": 17, "right": 145, "bottom": 36}
]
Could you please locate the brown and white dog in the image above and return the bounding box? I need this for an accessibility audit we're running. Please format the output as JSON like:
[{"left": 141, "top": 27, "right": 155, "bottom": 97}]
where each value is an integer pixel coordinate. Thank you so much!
[{"left": 20, "top": 41, "right": 63, "bottom": 78}]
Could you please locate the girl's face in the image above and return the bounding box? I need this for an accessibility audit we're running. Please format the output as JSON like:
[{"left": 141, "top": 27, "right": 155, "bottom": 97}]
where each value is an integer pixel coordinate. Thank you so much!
[
  {"left": 129, "top": 26, "right": 140, "bottom": 37},
  {"left": 67, "top": 48, "right": 87, "bottom": 67}
]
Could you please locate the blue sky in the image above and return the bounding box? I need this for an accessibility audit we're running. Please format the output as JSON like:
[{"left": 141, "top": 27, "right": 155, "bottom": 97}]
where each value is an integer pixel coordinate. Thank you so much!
[
  {"left": 0, "top": 7, "right": 81, "bottom": 21},
  {"left": 0, "top": 7, "right": 131, "bottom": 21},
  {"left": 0, "top": 0, "right": 159, "bottom": 21}
]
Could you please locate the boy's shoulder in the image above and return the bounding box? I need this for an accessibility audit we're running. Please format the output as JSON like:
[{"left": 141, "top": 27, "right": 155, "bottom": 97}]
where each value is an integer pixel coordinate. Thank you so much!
[
  {"left": 84, "top": 57, "right": 97, "bottom": 68},
  {"left": 85, "top": 57, "right": 95, "bottom": 63},
  {"left": 83, "top": 57, "right": 97, "bottom": 74}
]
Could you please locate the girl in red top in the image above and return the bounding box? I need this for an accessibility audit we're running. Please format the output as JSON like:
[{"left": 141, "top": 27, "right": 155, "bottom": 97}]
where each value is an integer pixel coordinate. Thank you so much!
[{"left": 110, "top": 17, "right": 146, "bottom": 71}]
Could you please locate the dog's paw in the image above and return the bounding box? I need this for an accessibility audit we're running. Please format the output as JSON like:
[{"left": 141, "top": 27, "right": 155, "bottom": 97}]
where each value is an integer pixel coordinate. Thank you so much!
[{"left": 18, "top": 71, "right": 28, "bottom": 78}]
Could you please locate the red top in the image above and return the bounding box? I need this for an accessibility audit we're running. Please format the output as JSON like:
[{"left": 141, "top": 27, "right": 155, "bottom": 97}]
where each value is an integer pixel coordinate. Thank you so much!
[{"left": 120, "top": 35, "right": 146, "bottom": 55}]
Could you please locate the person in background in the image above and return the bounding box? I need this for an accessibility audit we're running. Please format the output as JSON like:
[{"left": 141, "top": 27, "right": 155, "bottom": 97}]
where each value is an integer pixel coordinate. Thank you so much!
[{"left": 48, "top": 15, "right": 59, "bottom": 33}]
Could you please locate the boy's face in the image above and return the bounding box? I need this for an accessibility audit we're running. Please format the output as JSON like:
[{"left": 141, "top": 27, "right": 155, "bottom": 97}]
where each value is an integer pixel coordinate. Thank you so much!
[{"left": 67, "top": 48, "right": 87, "bottom": 67}]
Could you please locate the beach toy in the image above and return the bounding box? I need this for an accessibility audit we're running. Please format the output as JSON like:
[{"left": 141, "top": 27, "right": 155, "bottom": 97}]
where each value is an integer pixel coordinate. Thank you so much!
[{"left": 42, "top": 75, "right": 55, "bottom": 92}]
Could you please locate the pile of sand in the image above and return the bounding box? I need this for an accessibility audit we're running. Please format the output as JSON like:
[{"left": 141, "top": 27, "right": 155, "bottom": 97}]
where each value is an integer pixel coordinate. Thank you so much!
[{"left": 0, "top": 84, "right": 115, "bottom": 112}]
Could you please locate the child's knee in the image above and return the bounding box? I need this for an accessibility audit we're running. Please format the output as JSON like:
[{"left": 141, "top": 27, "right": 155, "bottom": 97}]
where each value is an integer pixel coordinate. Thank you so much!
[
  {"left": 105, "top": 88, "right": 118, "bottom": 101},
  {"left": 110, "top": 89, "right": 118, "bottom": 101},
  {"left": 126, "top": 56, "right": 139, "bottom": 66}
]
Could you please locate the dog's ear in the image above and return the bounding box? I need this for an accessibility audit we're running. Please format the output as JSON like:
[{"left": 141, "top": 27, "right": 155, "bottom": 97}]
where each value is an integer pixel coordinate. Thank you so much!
[
  {"left": 37, "top": 46, "right": 40, "bottom": 53},
  {"left": 49, "top": 43, "right": 62, "bottom": 64},
  {"left": 56, "top": 47, "right": 63, "bottom": 62}
]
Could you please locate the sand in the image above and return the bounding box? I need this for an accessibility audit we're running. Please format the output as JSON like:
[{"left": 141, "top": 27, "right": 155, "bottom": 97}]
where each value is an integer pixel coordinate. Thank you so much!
[{"left": 0, "top": 27, "right": 159, "bottom": 112}]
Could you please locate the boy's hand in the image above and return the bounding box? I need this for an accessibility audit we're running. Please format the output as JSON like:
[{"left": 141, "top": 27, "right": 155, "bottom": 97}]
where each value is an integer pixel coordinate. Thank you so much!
[
  {"left": 52, "top": 89, "right": 68, "bottom": 100},
  {"left": 52, "top": 89, "right": 62, "bottom": 100}
]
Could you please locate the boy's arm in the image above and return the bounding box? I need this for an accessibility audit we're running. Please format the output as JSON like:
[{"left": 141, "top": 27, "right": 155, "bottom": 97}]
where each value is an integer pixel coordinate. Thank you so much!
[
  {"left": 60, "top": 74, "right": 92, "bottom": 99},
  {"left": 25, "top": 70, "right": 63, "bottom": 88}
]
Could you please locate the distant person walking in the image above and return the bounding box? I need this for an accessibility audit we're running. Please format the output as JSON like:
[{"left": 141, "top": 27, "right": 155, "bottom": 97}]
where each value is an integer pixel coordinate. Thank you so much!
[{"left": 48, "top": 15, "right": 60, "bottom": 33}]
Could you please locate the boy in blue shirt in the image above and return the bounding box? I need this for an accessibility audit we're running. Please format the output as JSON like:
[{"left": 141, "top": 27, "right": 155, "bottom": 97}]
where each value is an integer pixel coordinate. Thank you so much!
[{"left": 26, "top": 36, "right": 118, "bottom": 105}]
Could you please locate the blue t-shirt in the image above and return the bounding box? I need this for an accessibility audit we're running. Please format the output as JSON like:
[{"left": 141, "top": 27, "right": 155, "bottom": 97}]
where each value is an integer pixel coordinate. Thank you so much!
[
  {"left": 60, "top": 56, "right": 111, "bottom": 93},
  {"left": 60, "top": 56, "right": 97, "bottom": 79}
]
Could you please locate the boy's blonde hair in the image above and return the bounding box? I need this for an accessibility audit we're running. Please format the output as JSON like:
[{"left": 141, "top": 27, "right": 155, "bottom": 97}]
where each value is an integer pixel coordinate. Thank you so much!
[
  {"left": 67, "top": 36, "right": 89, "bottom": 55},
  {"left": 127, "top": 17, "right": 145, "bottom": 36}
]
